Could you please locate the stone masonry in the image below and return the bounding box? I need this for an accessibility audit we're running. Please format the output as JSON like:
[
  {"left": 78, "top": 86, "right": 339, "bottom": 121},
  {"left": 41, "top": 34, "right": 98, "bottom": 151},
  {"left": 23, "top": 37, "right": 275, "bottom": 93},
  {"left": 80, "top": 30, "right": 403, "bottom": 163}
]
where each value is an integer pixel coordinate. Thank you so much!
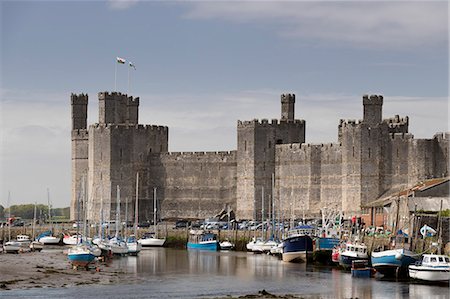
[{"left": 70, "top": 92, "right": 449, "bottom": 222}]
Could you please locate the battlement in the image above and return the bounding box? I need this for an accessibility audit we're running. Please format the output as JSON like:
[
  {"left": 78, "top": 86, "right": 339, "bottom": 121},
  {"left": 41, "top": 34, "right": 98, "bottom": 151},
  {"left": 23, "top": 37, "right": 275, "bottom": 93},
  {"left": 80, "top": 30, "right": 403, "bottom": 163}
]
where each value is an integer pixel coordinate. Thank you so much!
[
  {"left": 237, "top": 118, "right": 305, "bottom": 128},
  {"left": 390, "top": 133, "right": 414, "bottom": 140},
  {"left": 384, "top": 115, "right": 409, "bottom": 126},
  {"left": 71, "top": 93, "right": 88, "bottom": 105},
  {"left": 277, "top": 142, "right": 342, "bottom": 152},
  {"left": 91, "top": 123, "right": 168, "bottom": 133},
  {"left": 281, "top": 93, "right": 295, "bottom": 103},
  {"left": 363, "top": 94, "right": 383, "bottom": 106},
  {"left": 161, "top": 150, "right": 237, "bottom": 162},
  {"left": 339, "top": 119, "right": 362, "bottom": 127},
  {"left": 71, "top": 129, "right": 89, "bottom": 139},
  {"left": 433, "top": 132, "right": 450, "bottom": 141}
]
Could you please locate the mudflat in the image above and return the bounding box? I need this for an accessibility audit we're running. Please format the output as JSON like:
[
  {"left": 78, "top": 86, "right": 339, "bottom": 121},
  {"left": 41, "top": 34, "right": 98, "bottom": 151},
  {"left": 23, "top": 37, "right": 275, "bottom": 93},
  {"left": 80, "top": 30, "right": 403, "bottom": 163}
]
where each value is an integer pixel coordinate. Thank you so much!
[{"left": 0, "top": 249, "right": 135, "bottom": 290}]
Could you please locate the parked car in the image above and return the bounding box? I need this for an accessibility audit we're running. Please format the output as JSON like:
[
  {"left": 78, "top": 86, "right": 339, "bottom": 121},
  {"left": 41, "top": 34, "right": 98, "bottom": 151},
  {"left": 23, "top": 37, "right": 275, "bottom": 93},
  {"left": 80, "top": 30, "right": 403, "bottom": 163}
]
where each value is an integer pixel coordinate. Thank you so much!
[{"left": 175, "top": 220, "right": 191, "bottom": 229}]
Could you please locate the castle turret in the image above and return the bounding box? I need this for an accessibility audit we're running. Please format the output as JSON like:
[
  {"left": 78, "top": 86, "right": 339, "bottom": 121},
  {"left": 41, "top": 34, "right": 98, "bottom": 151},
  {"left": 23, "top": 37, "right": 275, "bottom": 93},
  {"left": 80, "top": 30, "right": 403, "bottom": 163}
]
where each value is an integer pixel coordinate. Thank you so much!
[
  {"left": 70, "top": 93, "right": 89, "bottom": 220},
  {"left": 281, "top": 93, "right": 295, "bottom": 121},
  {"left": 71, "top": 93, "right": 88, "bottom": 130},
  {"left": 363, "top": 94, "right": 383, "bottom": 125}
]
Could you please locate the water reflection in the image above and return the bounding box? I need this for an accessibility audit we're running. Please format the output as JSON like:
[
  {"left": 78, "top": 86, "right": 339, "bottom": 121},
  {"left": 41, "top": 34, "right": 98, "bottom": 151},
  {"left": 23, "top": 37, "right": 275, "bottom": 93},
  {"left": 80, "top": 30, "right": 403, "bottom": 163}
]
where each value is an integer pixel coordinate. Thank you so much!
[
  {"left": 109, "top": 248, "right": 448, "bottom": 298},
  {"left": 3, "top": 248, "right": 448, "bottom": 298}
]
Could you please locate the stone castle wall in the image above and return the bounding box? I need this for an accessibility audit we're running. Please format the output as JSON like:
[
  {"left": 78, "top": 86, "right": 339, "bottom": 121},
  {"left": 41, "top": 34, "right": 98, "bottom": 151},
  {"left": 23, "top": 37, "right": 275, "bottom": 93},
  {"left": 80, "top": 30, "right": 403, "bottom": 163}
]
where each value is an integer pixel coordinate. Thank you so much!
[{"left": 71, "top": 91, "right": 449, "bottom": 222}]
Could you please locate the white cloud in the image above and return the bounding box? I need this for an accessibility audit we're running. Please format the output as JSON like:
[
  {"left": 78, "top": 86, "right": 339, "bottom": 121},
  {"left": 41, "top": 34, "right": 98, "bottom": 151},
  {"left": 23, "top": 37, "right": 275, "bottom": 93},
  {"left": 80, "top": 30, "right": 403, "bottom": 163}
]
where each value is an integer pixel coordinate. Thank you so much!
[
  {"left": 107, "top": 0, "right": 139, "bottom": 10},
  {"left": 182, "top": 2, "right": 448, "bottom": 49}
]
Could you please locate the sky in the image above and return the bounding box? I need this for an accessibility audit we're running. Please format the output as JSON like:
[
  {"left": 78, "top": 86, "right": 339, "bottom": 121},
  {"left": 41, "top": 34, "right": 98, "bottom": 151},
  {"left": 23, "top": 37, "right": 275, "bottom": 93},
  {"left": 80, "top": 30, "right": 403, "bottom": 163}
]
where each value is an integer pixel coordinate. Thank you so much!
[{"left": 0, "top": 0, "right": 448, "bottom": 208}]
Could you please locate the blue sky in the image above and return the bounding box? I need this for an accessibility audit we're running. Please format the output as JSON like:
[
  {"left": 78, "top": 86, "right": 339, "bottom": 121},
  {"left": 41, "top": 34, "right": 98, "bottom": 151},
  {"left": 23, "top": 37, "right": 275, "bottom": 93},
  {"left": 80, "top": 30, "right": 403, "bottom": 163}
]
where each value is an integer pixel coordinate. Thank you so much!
[{"left": 1, "top": 1, "right": 448, "bottom": 207}]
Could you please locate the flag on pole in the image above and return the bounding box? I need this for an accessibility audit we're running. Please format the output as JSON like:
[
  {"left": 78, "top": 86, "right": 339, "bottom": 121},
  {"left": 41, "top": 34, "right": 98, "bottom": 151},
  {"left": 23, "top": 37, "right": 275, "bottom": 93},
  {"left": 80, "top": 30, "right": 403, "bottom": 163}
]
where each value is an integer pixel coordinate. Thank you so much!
[
  {"left": 117, "top": 57, "right": 126, "bottom": 64},
  {"left": 129, "top": 61, "right": 136, "bottom": 70}
]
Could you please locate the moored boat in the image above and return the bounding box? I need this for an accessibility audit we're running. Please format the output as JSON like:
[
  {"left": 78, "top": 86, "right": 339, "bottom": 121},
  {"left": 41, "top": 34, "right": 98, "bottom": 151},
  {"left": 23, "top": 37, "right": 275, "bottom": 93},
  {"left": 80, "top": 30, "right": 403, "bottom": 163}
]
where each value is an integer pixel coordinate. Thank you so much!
[
  {"left": 138, "top": 232, "right": 166, "bottom": 247},
  {"left": 282, "top": 225, "right": 315, "bottom": 263},
  {"left": 3, "top": 240, "right": 21, "bottom": 254},
  {"left": 339, "top": 242, "right": 368, "bottom": 269},
  {"left": 408, "top": 254, "right": 450, "bottom": 282},
  {"left": 67, "top": 244, "right": 96, "bottom": 268},
  {"left": 219, "top": 239, "right": 235, "bottom": 251},
  {"left": 351, "top": 260, "right": 373, "bottom": 278},
  {"left": 187, "top": 230, "right": 219, "bottom": 251},
  {"left": 126, "top": 235, "right": 142, "bottom": 255},
  {"left": 37, "top": 231, "right": 61, "bottom": 245},
  {"left": 371, "top": 248, "right": 419, "bottom": 276}
]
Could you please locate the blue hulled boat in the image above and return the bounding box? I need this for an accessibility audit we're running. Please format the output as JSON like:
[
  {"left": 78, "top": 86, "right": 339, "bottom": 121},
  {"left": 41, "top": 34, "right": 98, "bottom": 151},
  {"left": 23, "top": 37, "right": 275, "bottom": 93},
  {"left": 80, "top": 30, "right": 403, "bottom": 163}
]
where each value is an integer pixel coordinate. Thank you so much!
[
  {"left": 339, "top": 242, "right": 369, "bottom": 269},
  {"left": 187, "top": 230, "right": 219, "bottom": 251},
  {"left": 371, "top": 248, "right": 419, "bottom": 276},
  {"left": 317, "top": 237, "right": 340, "bottom": 251},
  {"left": 282, "top": 225, "right": 315, "bottom": 263},
  {"left": 67, "top": 244, "right": 96, "bottom": 268}
]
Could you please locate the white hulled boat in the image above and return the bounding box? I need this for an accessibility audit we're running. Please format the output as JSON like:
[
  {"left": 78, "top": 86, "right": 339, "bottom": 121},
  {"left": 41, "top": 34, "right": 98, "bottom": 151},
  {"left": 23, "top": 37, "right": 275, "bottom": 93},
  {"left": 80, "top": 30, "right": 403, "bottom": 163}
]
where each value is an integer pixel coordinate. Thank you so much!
[
  {"left": 138, "top": 186, "right": 165, "bottom": 247},
  {"left": 409, "top": 254, "right": 450, "bottom": 282}
]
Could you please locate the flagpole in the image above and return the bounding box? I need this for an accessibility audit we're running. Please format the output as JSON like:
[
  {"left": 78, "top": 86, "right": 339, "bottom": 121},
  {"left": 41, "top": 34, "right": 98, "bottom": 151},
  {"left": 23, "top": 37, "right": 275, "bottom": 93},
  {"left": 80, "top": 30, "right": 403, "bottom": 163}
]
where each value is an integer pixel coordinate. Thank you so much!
[
  {"left": 127, "top": 64, "right": 130, "bottom": 95},
  {"left": 114, "top": 60, "right": 117, "bottom": 92}
]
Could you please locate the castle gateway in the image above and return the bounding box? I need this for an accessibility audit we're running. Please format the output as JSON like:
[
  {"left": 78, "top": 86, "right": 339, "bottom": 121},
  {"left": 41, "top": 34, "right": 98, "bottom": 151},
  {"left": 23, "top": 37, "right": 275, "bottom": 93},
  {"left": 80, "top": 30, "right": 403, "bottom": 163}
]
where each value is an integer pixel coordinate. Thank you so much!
[{"left": 71, "top": 92, "right": 449, "bottom": 222}]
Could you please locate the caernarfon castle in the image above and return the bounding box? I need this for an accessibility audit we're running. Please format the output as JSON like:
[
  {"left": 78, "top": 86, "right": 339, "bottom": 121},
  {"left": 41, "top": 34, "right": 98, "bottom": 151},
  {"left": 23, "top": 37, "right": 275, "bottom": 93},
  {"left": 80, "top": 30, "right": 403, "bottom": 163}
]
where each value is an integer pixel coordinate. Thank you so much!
[{"left": 70, "top": 92, "right": 449, "bottom": 222}]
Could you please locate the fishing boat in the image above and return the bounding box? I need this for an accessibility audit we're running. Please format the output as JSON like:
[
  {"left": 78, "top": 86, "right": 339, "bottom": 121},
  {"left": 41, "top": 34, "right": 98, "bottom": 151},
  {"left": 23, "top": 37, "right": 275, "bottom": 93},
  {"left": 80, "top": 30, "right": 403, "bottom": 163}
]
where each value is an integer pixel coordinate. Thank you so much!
[
  {"left": 138, "top": 186, "right": 165, "bottom": 247},
  {"left": 409, "top": 254, "right": 450, "bottom": 282},
  {"left": 339, "top": 242, "right": 369, "bottom": 269},
  {"left": 282, "top": 225, "right": 315, "bottom": 263},
  {"left": 371, "top": 248, "right": 420, "bottom": 276},
  {"left": 187, "top": 230, "right": 219, "bottom": 251},
  {"left": 351, "top": 260, "right": 373, "bottom": 278}
]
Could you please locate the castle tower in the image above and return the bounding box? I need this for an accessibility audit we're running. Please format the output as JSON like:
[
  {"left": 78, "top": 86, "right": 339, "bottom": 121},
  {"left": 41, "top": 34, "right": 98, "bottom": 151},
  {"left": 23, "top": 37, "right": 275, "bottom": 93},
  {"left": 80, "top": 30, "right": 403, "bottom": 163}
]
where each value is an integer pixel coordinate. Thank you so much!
[
  {"left": 281, "top": 93, "right": 295, "bottom": 121},
  {"left": 363, "top": 94, "right": 383, "bottom": 126},
  {"left": 236, "top": 93, "right": 305, "bottom": 220},
  {"left": 70, "top": 93, "right": 89, "bottom": 220}
]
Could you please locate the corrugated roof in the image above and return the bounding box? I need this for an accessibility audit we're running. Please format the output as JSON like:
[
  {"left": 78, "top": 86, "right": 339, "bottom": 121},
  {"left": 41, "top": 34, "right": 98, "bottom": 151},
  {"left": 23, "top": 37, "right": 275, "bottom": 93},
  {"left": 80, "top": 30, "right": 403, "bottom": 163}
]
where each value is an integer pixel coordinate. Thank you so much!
[{"left": 363, "top": 177, "right": 450, "bottom": 207}]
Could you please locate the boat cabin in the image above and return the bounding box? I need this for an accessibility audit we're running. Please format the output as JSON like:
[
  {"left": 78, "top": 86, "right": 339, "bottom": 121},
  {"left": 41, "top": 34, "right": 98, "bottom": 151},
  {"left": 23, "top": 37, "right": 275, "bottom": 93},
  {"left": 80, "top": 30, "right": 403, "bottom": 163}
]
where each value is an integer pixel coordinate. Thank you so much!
[
  {"left": 287, "top": 225, "right": 316, "bottom": 238},
  {"left": 346, "top": 244, "right": 367, "bottom": 255},
  {"left": 421, "top": 254, "right": 450, "bottom": 266}
]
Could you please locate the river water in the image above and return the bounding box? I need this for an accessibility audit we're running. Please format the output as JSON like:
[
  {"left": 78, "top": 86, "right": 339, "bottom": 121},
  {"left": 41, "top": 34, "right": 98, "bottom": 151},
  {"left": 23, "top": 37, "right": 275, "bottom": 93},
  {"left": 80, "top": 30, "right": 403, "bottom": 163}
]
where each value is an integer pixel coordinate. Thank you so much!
[{"left": 3, "top": 248, "right": 449, "bottom": 298}]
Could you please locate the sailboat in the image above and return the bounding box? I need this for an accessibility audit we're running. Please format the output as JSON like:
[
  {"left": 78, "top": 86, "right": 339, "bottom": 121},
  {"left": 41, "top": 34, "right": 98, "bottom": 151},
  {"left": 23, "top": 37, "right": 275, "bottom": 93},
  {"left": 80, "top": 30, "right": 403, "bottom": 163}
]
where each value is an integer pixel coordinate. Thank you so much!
[
  {"left": 30, "top": 201, "right": 44, "bottom": 251},
  {"left": 3, "top": 192, "right": 22, "bottom": 254},
  {"left": 127, "top": 173, "right": 142, "bottom": 255},
  {"left": 67, "top": 180, "right": 96, "bottom": 268},
  {"left": 138, "top": 187, "right": 166, "bottom": 247},
  {"left": 220, "top": 205, "right": 235, "bottom": 250},
  {"left": 108, "top": 185, "right": 128, "bottom": 255},
  {"left": 37, "top": 189, "right": 61, "bottom": 245}
]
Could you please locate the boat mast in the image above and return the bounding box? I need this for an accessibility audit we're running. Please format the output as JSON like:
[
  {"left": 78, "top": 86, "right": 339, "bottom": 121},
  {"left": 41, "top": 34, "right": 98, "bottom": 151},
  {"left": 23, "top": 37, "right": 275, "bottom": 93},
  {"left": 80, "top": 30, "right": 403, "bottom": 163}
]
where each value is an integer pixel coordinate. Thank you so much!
[
  {"left": 47, "top": 188, "right": 52, "bottom": 234},
  {"left": 134, "top": 172, "right": 139, "bottom": 237},
  {"left": 153, "top": 187, "right": 157, "bottom": 237},
  {"left": 7, "top": 191, "right": 10, "bottom": 242},
  {"left": 262, "top": 186, "right": 265, "bottom": 241},
  {"left": 100, "top": 193, "right": 103, "bottom": 240},
  {"left": 125, "top": 195, "right": 128, "bottom": 238},
  {"left": 32, "top": 201, "right": 37, "bottom": 240},
  {"left": 116, "top": 185, "right": 120, "bottom": 239},
  {"left": 271, "top": 173, "right": 275, "bottom": 239}
]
